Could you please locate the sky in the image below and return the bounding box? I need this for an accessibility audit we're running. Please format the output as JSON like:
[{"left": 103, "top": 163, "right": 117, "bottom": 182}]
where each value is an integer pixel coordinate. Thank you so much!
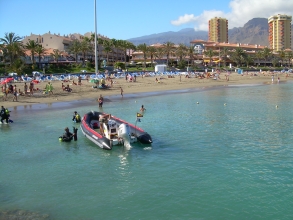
[{"left": 0, "top": 0, "right": 292, "bottom": 41}]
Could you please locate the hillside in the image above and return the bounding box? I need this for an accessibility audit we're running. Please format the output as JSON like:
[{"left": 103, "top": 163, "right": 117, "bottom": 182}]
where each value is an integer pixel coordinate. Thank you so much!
[
  {"left": 128, "top": 18, "right": 293, "bottom": 47},
  {"left": 128, "top": 28, "right": 208, "bottom": 46}
]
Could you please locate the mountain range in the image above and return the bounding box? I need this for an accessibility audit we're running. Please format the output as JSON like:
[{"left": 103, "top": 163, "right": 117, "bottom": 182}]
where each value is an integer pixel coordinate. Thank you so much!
[{"left": 128, "top": 18, "right": 293, "bottom": 48}]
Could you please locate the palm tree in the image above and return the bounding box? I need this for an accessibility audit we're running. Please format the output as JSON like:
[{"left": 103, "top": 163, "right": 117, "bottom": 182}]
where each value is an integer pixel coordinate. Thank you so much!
[
  {"left": 163, "top": 41, "right": 175, "bottom": 67},
  {"left": 230, "top": 48, "right": 247, "bottom": 67},
  {"left": 147, "top": 46, "right": 156, "bottom": 68},
  {"left": 97, "top": 37, "right": 104, "bottom": 61},
  {"left": 255, "top": 51, "right": 263, "bottom": 67},
  {"left": 10, "top": 58, "right": 25, "bottom": 74},
  {"left": 175, "top": 44, "right": 187, "bottom": 62},
  {"left": 271, "top": 56, "right": 279, "bottom": 68},
  {"left": 186, "top": 46, "right": 195, "bottom": 67},
  {"left": 120, "top": 40, "right": 135, "bottom": 66},
  {"left": 285, "top": 50, "right": 293, "bottom": 67},
  {"left": 220, "top": 47, "right": 229, "bottom": 68},
  {"left": 278, "top": 49, "right": 286, "bottom": 67},
  {"left": 111, "top": 38, "right": 119, "bottom": 62},
  {"left": 80, "top": 37, "right": 92, "bottom": 64},
  {"left": 69, "top": 39, "right": 81, "bottom": 63},
  {"left": 51, "top": 49, "right": 61, "bottom": 63},
  {"left": 155, "top": 47, "right": 165, "bottom": 64},
  {"left": 0, "top": 32, "right": 22, "bottom": 64},
  {"left": 25, "top": 39, "right": 39, "bottom": 65},
  {"left": 204, "top": 49, "right": 214, "bottom": 66},
  {"left": 262, "top": 47, "right": 272, "bottom": 67},
  {"left": 103, "top": 40, "right": 112, "bottom": 64},
  {"left": 244, "top": 55, "right": 254, "bottom": 68},
  {"left": 35, "top": 44, "right": 46, "bottom": 68},
  {"left": 136, "top": 43, "right": 148, "bottom": 69}
]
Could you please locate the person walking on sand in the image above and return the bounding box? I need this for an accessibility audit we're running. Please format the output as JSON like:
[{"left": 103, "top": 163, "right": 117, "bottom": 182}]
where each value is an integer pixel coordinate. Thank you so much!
[
  {"left": 24, "top": 82, "right": 28, "bottom": 96},
  {"left": 12, "top": 85, "right": 17, "bottom": 102},
  {"left": 29, "top": 81, "right": 34, "bottom": 96},
  {"left": 120, "top": 87, "right": 123, "bottom": 97}
]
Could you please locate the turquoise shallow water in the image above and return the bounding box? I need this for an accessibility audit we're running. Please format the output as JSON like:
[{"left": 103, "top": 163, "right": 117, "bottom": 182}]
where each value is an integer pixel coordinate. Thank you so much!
[{"left": 1, "top": 83, "right": 293, "bottom": 219}]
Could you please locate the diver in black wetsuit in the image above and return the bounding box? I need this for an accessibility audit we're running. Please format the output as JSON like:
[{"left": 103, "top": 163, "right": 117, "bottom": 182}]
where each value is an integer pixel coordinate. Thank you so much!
[
  {"left": 62, "top": 127, "right": 73, "bottom": 141},
  {"left": 0, "top": 106, "right": 9, "bottom": 124},
  {"left": 59, "top": 127, "right": 78, "bottom": 142}
]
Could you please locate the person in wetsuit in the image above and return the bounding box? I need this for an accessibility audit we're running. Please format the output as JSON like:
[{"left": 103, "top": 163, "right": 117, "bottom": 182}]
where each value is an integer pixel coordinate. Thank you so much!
[
  {"left": 72, "top": 111, "right": 81, "bottom": 123},
  {"left": 0, "top": 106, "right": 10, "bottom": 124},
  {"left": 61, "top": 127, "right": 73, "bottom": 141}
]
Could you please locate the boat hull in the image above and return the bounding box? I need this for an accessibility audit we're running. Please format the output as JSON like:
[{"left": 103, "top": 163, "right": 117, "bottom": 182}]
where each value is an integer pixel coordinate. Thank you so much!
[{"left": 80, "top": 111, "right": 152, "bottom": 150}]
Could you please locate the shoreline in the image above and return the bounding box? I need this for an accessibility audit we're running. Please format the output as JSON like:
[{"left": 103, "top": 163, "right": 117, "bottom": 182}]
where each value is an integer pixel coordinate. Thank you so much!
[{"left": 2, "top": 72, "right": 291, "bottom": 110}]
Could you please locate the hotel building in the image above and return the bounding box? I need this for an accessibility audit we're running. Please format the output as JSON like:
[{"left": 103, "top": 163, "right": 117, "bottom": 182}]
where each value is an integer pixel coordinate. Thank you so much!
[
  {"left": 268, "top": 14, "right": 292, "bottom": 51},
  {"left": 208, "top": 17, "right": 228, "bottom": 43}
]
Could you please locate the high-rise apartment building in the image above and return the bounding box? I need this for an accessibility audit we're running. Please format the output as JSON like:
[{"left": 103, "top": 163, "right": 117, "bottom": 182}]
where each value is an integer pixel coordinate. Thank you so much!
[
  {"left": 268, "top": 14, "right": 292, "bottom": 51},
  {"left": 208, "top": 17, "right": 228, "bottom": 43}
]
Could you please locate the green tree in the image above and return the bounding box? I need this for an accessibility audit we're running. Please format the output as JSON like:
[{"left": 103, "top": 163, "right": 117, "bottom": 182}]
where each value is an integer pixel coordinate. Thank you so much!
[
  {"left": 277, "top": 49, "right": 286, "bottom": 67},
  {"left": 114, "top": 62, "right": 125, "bottom": 70},
  {"left": 147, "top": 46, "right": 156, "bottom": 68},
  {"left": 244, "top": 55, "right": 254, "bottom": 68},
  {"left": 10, "top": 58, "right": 25, "bottom": 74},
  {"left": 255, "top": 51, "right": 263, "bottom": 67},
  {"left": 204, "top": 49, "right": 214, "bottom": 65},
  {"left": 271, "top": 56, "right": 279, "bottom": 68},
  {"left": 262, "top": 47, "right": 272, "bottom": 67},
  {"left": 120, "top": 40, "right": 135, "bottom": 66},
  {"left": 220, "top": 47, "right": 229, "bottom": 67},
  {"left": 80, "top": 37, "right": 92, "bottom": 64},
  {"left": 285, "top": 50, "right": 293, "bottom": 67},
  {"left": 69, "top": 39, "right": 81, "bottom": 63},
  {"left": 186, "top": 46, "right": 195, "bottom": 67},
  {"left": 155, "top": 47, "right": 165, "bottom": 64},
  {"left": 163, "top": 41, "right": 175, "bottom": 67},
  {"left": 25, "top": 39, "right": 39, "bottom": 65},
  {"left": 35, "top": 44, "right": 46, "bottom": 68},
  {"left": 175, "top": 44, "right": 187, "bottom": 64},
  {"left": 0, "top": 32, "right": 23, "bottom": 65},
  {"left": 103, "top": 40, "right": 112, "bottom": 64},
  {"left": 230, "top": 48, "right": 247, "bottom": 67},
  {"left": 51, "top": 49, "right": 61, "bottom": 63},
  {"left": 136, "top": 43, "right": 148, "bottom": 69}
]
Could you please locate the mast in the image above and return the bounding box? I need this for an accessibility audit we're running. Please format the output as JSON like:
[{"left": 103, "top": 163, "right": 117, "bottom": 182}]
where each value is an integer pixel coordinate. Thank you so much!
[{"left": 94, "top": 0, "right": 98, "bottom": 73}]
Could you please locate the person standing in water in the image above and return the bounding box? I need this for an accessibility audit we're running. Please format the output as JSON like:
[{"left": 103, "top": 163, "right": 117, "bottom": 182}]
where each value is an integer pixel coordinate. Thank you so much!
[
  {"left": 98, "top": 94, "right": 104, "bottom": 108},
  {"left": 120, "top": 87, "right": 123, "bottom": 97},
  {"left": 140, "top": 105, "right": 146, "bottom": 112}
]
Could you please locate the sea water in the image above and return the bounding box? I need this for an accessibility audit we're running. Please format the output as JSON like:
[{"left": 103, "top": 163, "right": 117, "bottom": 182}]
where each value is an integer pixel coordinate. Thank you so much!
[{"left": 1, "top": 82, "right": 293, "bottom": 219}]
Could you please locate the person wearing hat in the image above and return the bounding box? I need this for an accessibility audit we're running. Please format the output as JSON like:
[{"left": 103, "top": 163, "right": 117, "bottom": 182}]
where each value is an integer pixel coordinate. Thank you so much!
[{"left": 72, "top": 111, "right": 81, "bottom": 123}]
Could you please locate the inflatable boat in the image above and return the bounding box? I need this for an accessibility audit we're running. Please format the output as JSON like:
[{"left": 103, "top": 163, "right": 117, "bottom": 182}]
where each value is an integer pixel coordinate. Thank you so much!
[{"left": 80, "top": 111, "right": 152, "bottom": 150}]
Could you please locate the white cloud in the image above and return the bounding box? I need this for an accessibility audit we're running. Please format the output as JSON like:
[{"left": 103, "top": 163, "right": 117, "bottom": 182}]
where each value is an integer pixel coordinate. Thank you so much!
[{"left": 171, "top": 0, "right": 293, "bottom": 30}]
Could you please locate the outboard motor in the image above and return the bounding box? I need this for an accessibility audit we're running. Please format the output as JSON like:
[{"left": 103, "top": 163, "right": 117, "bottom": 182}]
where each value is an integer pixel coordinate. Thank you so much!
[
  {"left": 137, "top": 133, "right": 152, "bottom": 144},
  {"left": 118, "top": 123, "right": 131, "bottom": 147}
]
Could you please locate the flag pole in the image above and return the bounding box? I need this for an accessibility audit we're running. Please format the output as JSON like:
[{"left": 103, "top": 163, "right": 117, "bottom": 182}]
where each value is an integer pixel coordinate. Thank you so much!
[{"left": 94, "top": 0, "right": 98, "bottom": 74}]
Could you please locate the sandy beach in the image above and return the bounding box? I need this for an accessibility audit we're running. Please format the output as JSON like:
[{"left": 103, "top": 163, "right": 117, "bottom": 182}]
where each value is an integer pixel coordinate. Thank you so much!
[{"left": 1, "top": 71, "right": 291, "bottom": 109}]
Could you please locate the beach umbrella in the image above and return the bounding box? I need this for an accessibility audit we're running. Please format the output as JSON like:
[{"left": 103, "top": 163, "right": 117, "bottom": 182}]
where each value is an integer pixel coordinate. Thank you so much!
[{"left": 0, "top": 78, "right": 14, "bottom": 84}]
